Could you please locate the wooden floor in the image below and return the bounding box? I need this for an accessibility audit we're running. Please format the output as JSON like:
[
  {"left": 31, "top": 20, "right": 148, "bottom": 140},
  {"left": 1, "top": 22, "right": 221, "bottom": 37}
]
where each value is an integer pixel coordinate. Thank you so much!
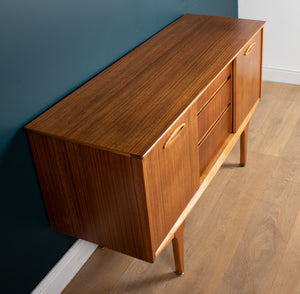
[{"left": 63, "top": 82, "right": 300, "bottom": 294}]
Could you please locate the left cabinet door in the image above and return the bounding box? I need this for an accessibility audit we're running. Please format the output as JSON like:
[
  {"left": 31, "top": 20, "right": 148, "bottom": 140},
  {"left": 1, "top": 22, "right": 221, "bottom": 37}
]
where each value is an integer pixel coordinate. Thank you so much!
[{"left": 142, "top": 107, "right": 199, "bottom": 252}]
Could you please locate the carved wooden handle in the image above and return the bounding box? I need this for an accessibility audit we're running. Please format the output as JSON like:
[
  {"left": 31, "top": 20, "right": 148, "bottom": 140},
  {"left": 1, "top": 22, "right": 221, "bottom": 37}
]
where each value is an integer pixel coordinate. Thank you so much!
[
  {"left": 163, "top": 123, "right": 186, "bottom": 149},
  {"left": 244, "top": 42, "right": 256, "bottom": 56}
]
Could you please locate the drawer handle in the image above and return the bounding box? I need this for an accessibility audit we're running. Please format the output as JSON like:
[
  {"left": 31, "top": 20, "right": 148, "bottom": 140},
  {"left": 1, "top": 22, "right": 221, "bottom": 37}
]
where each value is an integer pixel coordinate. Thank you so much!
[
  {"left": 244, "top": 42, "right": 256, "bottom": 56},
  {"left": 163, "top": 123, "right": 186, "bottom": 149}
]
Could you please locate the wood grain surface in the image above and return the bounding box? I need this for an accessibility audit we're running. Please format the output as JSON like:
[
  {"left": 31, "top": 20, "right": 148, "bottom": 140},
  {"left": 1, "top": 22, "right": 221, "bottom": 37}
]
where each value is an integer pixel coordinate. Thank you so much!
[
  {"left": 25, "top": 14, "right": 264, "bottom": 157},
  {"left": 25, "top": 15, "right": 265, "bottom": 269},
  {"left": 62, "top": 82, "right": 300, "bottom": 294},
  {"left": 233, "top": 31, "right": 262, "bottom": 131},
  {"left": 155, "top": 98, "right": 260, "bottom": 259},
  {"left": 198, "top": 105, "right": 232, "bottom": 176},
  {"left": 197, "top": 75, "right": 232, "bottom": 143},
  {"left": 172, "top": 221, "right": 185, "bottom": 275},
  {"left": 239, "top": 122, "right": 249, "bottom": 166},
  {"left": 27, "top": 132, "right": 154, "bottom": 262},
  {"left": 142, "top": 106, "right": 199, "bottom": 251},
  {"left": 196, "top": 63, "right": 232, "bottom": 114}
]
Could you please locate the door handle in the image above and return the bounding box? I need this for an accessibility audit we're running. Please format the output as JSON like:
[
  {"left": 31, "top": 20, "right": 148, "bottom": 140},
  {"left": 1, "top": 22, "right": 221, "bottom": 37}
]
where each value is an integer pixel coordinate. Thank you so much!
[{"left": 163, "top": 123, "right": 186, "bottom": 149}]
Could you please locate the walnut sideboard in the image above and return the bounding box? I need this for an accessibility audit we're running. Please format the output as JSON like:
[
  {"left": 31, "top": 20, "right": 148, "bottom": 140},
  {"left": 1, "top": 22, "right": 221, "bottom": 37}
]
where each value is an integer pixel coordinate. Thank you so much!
[{"left": 25, "top": 14, "right": 265, "bottom": 275}]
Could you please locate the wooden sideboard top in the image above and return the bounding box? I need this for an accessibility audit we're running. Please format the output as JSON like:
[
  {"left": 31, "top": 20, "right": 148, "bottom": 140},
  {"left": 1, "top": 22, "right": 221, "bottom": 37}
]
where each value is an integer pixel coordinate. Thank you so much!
[{"left": 25, "top": 14, "right": 265, "bottom": 157}]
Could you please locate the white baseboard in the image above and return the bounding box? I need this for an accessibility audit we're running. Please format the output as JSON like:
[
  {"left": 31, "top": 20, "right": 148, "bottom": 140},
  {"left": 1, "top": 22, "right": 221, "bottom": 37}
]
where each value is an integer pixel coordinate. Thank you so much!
[
  {"left": 263, "top": 65, "right": 300, "bottom": 85},
  {"left": 31, "top": 239, "right": 98, "bottom": 294}
]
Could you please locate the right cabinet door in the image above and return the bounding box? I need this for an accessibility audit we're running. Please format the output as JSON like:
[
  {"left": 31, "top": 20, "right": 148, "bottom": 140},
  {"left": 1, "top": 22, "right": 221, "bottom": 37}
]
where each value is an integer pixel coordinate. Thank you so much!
[{"left": 233, "top": 30, "right": 263, "bottom": 131}]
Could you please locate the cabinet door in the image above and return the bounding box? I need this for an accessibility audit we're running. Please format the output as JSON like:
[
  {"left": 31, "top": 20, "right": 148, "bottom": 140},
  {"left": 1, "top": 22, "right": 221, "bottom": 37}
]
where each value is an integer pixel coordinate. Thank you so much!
[
  {"left": 233, "top": 30, "right": 263, "bottom": 131},
  {"left": 142, "top": 108, "right": 199, "bottom": 251}
]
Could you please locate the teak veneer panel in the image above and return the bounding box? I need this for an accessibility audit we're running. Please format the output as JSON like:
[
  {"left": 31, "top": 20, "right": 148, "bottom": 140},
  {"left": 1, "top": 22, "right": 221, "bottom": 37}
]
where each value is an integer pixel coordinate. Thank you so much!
[
  {"left": 234, "top": 31, "right": 263, "bottom": 131},
  {"left": 27, "top": 132, "right": 154, "bottom": 262},
  {"left": 197, "top": 76, "right": 232, "bottom": 144},
  {"left": 25, "top": 14, "right": 265, "bottom": 157},
  {"left": 196, "top": 63, "right": 232, "bottom": 114},
  {"left": 143, "top": 107, "right": 199, "bottom": 251},
  {"left": 198, "top": 105, "right": 232, "bottom": 176},
  {"left": 25, "top": 14, "right": 265, "bottom": 272}
]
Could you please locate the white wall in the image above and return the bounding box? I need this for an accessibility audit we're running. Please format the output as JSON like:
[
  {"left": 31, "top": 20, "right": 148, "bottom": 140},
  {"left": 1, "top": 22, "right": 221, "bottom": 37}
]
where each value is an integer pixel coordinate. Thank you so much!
[{"left": 239, "top": 0, "right": 300, "bottom": 85}]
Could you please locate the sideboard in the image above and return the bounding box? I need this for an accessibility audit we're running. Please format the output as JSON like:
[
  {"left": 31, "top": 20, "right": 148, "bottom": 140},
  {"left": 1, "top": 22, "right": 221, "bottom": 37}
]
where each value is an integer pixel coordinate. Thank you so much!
[{"left": 25, "top": 14, "right": 265, "bottom": 275}]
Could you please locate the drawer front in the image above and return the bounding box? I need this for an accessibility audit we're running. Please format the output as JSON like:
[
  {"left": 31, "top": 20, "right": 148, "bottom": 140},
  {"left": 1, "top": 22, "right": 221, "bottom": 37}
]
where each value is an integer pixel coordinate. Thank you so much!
[
  {"left": 198, "top": 104, "right": 232, "bottom": 176},
  {"left": 197, "top": 77, "right": 232, "bottom": 143},
  {"left": 197, "top": 63, "right": 232, "bottom": 112}
]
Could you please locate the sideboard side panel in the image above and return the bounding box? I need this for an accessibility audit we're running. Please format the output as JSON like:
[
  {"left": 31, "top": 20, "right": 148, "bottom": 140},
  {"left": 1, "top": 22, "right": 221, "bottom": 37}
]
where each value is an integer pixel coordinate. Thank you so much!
[{"left": 27, "top": 132, "right": 154, "bottom": 262}]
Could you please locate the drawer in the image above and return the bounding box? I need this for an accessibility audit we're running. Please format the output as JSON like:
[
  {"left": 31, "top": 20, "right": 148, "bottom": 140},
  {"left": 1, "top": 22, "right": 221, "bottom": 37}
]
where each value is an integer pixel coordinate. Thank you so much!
[
  {"left": 197, "top": 77, "right": 232, "bottom": 143},
  {"left": 198, "top": 104, "right": 232, "bottom": 176},
  {"left": 197, "top": 63, "right": 232, "bottom": 113}
]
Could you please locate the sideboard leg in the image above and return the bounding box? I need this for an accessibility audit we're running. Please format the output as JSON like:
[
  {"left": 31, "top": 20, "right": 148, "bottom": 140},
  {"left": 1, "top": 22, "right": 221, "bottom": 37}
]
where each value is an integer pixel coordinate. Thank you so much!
[
  {"left": 240, "top": 123, "right": 249, "bottom": 166},
  {"left": 172, "top": 221, "right": 185, "bottom": 276}
]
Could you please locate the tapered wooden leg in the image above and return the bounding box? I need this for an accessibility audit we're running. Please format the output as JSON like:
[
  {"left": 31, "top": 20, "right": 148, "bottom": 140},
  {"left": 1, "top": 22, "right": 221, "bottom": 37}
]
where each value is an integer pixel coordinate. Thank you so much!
[
  {"left": 172, "top": 221, "right": 185, "bottom": 275},
  {"left": 240, "top": 123, "right": 249, "bottom": 166}
]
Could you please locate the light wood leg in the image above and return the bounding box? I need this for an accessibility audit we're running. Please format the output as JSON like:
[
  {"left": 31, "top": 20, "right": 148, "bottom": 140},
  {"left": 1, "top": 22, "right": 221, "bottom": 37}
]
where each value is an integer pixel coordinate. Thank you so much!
[
  {"left": 240, "top": 123, "right": 249, "bottom": 166},
  {"left": 172, "top": 221, "right": 185, "bottom": 275}
]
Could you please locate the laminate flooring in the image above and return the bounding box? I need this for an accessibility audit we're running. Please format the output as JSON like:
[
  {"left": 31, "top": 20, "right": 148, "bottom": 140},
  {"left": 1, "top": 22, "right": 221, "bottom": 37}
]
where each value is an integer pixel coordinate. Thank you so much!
[{"left": 62, "top": 82, "right": 300, "bottom": 294}]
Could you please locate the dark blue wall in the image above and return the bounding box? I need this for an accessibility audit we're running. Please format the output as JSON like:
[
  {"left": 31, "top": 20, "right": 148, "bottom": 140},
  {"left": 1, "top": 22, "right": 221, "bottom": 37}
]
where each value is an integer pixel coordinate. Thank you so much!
[{"left": 0, "top": 1, "right": 237, "bottom": 292}]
